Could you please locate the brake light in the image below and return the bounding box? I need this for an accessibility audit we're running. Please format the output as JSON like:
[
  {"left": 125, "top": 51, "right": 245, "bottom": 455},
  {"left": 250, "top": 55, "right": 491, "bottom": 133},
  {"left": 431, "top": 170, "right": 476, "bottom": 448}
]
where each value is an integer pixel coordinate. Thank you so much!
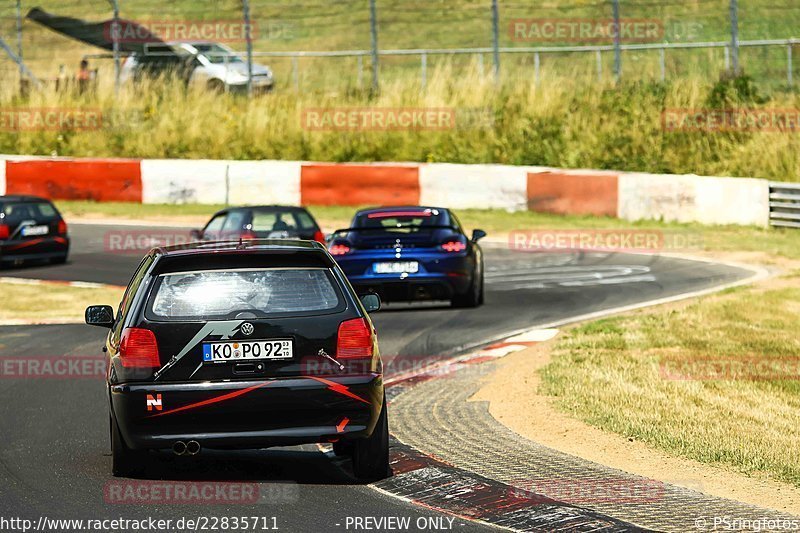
[
  {"left": 241, "top": 230, "right": 257, "bottom": 240},
  {"left": 336, "top": 318, "right": 374, "bottom": 359},
  {"left": 58, "top": 220, "right": 68, "bottom": 235},
  {"left": 441, "top": 240, "right": 467, "bottom": 253},
  {"left": 313, "top": 230, "right": 326, "bottom": 244},
  {"left": 0, "top": 224, "right": 8, "bottom": 240},
  {"left": 119, "top": 328, "right": 161, "bottom": 368},
  {"left": 329, "top": 243, "right": 351, "bottom": 256}
]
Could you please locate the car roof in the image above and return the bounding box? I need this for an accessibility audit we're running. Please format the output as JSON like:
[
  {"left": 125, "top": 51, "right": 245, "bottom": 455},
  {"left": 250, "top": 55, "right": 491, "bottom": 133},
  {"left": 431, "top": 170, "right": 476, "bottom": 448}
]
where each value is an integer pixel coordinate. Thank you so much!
[
  {"left": 210, "top": 205, "right": 315, "bottom": 218},
  {"left": 166, "top": 40, "right": 215, "bottom": 45},
  {"left": 0, "top": 195, "right": 51, "bottom": 203},
  {"left": 354, "top": 206, "right": 448, "bottom": 216},
  {"left": 154, "top": 239, "right": 326, "bottom": 257}
]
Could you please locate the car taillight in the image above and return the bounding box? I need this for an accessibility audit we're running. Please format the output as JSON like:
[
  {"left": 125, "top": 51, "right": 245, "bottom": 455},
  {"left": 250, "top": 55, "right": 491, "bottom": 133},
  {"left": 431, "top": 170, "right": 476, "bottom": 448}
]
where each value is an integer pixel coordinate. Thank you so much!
[
  {"left": 119, "top": 328, "right": 161, "bottom": 368},
  {"left": 241, "top": 230, "right": 257, "bottom": 240},
  {"left": 441, "top": 240, "right": 467, "bottom": 253},
  {"left": 57, "top": 220, "right": 68, "bottom": 234},
  {"left": 0, "top": 224, "right": 8, "bottom": 240},
  {"left": 312, "top": 230, "right": 326, "bottom": 244},
  {"left": 329, "top": 243, "right": 351, "bottom": 256},
  {"left": 336, "top": 318, "right": 374, "bottom": 359}
]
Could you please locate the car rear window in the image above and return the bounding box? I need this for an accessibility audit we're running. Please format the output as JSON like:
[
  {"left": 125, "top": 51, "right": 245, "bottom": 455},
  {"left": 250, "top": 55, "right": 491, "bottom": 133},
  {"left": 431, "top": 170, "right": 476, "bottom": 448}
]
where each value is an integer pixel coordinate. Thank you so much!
[
  {"left": 2, "top": 202, "right": 58, "bottom": 221},
  {"left": 354, "top": 209, "right": 446, "bottom": 230},
  {"left": 251, "top": 210, "right": 316, "bottom": 232},
  {"left": 146, "top": 268, "right": 342, "bottom": 321}
]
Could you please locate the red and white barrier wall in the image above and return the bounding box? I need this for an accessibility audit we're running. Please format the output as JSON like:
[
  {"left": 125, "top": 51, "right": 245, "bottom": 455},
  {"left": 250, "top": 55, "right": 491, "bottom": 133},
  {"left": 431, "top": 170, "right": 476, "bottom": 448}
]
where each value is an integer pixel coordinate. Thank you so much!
[{"left": 0, "top": 155, "right": 771, "bottom": 227}]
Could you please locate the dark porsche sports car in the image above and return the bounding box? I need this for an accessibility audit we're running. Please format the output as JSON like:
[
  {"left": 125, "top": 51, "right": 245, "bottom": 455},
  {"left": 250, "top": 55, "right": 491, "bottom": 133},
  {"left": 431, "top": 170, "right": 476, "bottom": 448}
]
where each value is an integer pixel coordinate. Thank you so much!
[
  {"left": 0, "top": 195, "right": 69, "bottom": 265},
  {"left": 328, "top": 207, "right": 486, "bottom": 307},
  {"left": 85, "top": 239, "right": 387, "bottom": 480},
  {"left": 192, "top": 205, "right": 326, "bottom": 244}
]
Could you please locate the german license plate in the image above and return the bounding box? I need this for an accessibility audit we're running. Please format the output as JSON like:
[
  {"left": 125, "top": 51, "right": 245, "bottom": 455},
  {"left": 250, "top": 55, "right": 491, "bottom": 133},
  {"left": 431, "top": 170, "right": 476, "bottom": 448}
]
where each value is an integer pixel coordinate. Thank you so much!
[
  {"left": 374, "top": 261, "right": 419, "bottom": 274},
  {"left": 202, "top": 339, "right": 293, "bottom": 363},
  {"left": 21, "top": 225, "right": 48, "bottom": 237}
]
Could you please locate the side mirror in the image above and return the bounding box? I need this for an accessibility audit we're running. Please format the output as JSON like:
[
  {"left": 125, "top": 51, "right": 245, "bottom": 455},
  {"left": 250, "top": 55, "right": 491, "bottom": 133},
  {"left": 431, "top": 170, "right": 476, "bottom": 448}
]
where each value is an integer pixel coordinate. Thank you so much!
[
  {"left": 472, "top": 229, "right": 487, "bottom": 242},
  {"left": 85, "top": 305, "right": 114, "bottom": 328},
  {"left": 189, "top": 229, "right": 203, "bottom": 241},
  {"left": 359, "top": 293, "right": 381, "bottom": 313}
]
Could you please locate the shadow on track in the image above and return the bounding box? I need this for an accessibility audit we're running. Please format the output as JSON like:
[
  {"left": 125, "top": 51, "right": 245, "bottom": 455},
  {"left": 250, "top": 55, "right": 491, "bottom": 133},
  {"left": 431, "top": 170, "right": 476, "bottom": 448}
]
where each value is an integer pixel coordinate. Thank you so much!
[{"left": 102, "top": 447, "right": 366, "bottom": 485}]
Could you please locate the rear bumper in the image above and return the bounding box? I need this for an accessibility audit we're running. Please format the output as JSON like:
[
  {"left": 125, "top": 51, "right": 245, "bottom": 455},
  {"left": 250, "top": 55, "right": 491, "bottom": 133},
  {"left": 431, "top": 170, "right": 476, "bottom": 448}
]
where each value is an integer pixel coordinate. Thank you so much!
[
  {"left": 351, "top": 276, "right": 469, "bottom": 301},
  {"left": 110, "top": 374, "right": 383, "bottom": 451},
  {"left": 339, "top": 253, "right": 474, "bottom": 301},
  {"left": 0, "top": 236, "right": 69, "bottom": 262}
]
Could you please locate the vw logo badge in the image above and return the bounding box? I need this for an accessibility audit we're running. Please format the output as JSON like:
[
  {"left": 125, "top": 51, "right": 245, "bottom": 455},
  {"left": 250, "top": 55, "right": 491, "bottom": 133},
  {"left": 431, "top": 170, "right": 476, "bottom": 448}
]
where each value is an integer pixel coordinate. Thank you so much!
[{"left": 241, "top": 322, "right": 254, "bottom": 336}]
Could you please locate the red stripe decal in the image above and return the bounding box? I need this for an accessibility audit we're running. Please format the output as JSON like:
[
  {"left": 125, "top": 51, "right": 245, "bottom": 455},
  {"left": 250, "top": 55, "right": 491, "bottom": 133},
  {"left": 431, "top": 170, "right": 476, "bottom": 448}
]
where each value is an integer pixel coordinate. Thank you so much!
[
  {"left": 148, "top": 381, "right": 274, "bottom": 418},
  {"left": 306, "top": 376, "right": 371, "bottom": 404},
  {"left": 6, "top": 238, "right": 45, "bottom": 251}
]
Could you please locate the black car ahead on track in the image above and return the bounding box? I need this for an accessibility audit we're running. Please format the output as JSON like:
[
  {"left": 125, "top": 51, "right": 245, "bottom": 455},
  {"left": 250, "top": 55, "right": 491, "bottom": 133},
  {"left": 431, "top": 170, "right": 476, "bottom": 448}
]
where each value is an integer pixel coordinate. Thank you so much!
[
  {"left": 0, "top": 195, "right": 69, "bottom": 266},
  {"left": 85, "top": 239, "right": 388, "bottom": 480},
  {"left": 192, "top": 205, "right": 326, "bottom": 244}
]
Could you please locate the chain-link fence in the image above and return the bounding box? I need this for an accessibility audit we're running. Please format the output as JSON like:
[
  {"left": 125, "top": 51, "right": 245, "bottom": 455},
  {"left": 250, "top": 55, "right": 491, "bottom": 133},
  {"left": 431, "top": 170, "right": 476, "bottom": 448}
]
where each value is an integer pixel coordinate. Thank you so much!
[{"left": 1, "top": 0, "right": 799, "bottom": 94}]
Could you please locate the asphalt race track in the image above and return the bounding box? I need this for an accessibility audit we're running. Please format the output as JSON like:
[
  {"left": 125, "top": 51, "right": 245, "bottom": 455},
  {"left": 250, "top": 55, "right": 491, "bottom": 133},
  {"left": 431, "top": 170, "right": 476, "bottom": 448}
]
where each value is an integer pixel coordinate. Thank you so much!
[{"left": 0, "top": 223, "right": 755, "bottom": 532}]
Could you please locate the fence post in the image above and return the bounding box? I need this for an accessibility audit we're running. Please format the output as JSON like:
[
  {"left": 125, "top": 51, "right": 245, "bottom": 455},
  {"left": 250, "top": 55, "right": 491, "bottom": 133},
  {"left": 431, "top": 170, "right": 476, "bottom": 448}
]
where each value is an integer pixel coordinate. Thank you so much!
[
  {"left": 243, "top": 0, "right": 254, "bottom": 97},
  {"left": 660, "top": 48, "right": 666, "bottom": 81},
  {"left": 612, "top": 0, "right": 622, "bottom": 82},
  {"left": 724, "top": 46, "right": 730, "bottom": 70},
  {"left": 491, "top": 0, "right": 500, "bottom": 82},
  {"left": 292, "top": 56, "right": 299, "bottom": 92},
  {"left": 477, "top": 53, "right": 484, "bottom": 76},
  {"left": 421, "top": 51, "right": 427, "bottom": 90},
  {"left": 15, "top": 0, "right": 22, "bottom": 79},
  {"left": 788, "top": 43, "right": 794, "bottom": 87},
  {"left": 369, "top": 0, "right": 379, "bottom": 93},
  {"left": 596, "top": 50, "right": 602, "bottom": 82},
  {"left": 730, "top": 0, "right": 739, "bottom": 73},
  {"left": 110, "top": 0, "right": 121, "bottom": 95},
  {"left": 534, "top": 52, "right": 540, "bottom": 86},
  {"left": 357, "top": 55, "right": 363, "bottom": 87}
]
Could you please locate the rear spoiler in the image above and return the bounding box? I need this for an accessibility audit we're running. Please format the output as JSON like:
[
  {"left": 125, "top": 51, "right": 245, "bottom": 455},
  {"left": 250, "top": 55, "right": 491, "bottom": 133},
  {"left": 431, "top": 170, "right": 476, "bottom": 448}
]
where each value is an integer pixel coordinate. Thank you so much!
[{"left": 331, "top": 225, "right": 456, "bottom": 235}]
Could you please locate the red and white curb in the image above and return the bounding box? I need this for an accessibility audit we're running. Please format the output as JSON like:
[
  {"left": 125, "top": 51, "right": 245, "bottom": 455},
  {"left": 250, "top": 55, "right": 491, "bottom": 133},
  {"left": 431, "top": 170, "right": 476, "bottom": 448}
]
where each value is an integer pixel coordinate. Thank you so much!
[{"left": 384, "top": 329, "right": 559, "bottom": 388}]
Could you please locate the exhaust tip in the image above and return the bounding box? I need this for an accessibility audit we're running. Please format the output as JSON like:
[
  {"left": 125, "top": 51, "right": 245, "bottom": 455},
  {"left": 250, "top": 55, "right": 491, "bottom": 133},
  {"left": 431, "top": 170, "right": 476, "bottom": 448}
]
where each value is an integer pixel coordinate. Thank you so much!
[
  {"left": 186, "top": 440, "right": 201, "bottom": 456},
  {"left": 172, "top": 441, "right": 187, "bottom": 456}
]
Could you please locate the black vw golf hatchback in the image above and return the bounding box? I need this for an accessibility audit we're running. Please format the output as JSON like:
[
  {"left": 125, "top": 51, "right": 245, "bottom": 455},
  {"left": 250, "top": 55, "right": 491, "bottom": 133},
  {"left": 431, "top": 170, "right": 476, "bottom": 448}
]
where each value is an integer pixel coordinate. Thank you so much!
[{"left": 86, "top": 239, "right": 387, "bottom": 480}]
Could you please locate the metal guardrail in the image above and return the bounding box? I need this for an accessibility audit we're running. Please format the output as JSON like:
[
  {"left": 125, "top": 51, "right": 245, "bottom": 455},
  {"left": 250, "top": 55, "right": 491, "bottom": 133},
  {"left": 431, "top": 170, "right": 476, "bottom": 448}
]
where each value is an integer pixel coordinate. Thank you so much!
[{"left": 769, "top": 182, "right": 800, "bottom": 228}]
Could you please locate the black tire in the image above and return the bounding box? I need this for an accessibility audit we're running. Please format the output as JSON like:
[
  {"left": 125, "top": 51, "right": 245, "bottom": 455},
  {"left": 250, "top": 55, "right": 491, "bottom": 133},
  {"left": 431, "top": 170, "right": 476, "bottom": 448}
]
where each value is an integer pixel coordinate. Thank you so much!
[
  {"left": 207, "top": 79, "right": 226, "bottom": 93},
  {"left": 50, "top": 254, "right": 68, "bottom": 265},
  {"left": 111, "top": 414, "right": 145, "bottom": 478},
  {"left": 352, "top": 397, "right": 389, "bottom": 481},
  {"left": 451, "top": 270, "right": 483, "bottom": 308}
]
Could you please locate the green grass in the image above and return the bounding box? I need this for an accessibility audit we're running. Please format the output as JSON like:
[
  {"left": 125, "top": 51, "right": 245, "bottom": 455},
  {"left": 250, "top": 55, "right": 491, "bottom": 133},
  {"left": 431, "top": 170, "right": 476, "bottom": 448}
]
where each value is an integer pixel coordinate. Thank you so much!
[
  {"left": 0, "top": 280, "right": 123, "bottom": 322},
  {"left": 540, "top": 279, "right": 800, "bottom": 486},
  {"left": 4, "top": 72, "right": 800, "bottom": 181}
]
